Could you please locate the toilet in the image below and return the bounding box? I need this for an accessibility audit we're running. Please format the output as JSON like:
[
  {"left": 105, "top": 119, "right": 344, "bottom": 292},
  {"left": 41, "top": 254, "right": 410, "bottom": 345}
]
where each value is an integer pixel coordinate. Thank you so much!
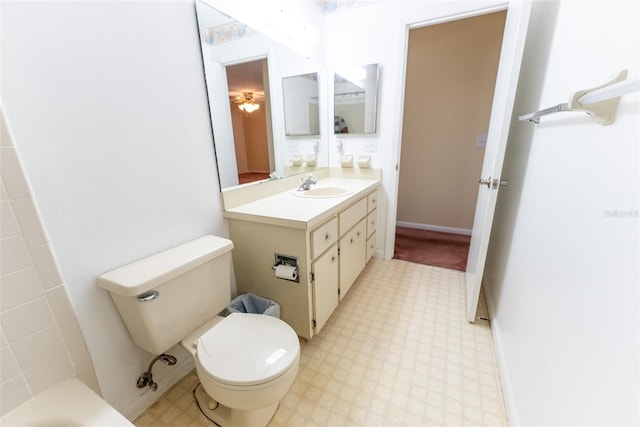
[{"left": 97, "top": 235, "right": 299, "bottom": 427}]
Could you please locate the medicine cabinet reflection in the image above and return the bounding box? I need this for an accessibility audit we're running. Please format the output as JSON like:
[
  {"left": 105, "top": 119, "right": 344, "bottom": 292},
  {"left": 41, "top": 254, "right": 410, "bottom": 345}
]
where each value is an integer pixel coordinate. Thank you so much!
[
  {"left": 283, "top": 73, "right": 320, "bottom": 136},
  {"left": 334, "top": 63, "right": 380, "bottom": 134}
]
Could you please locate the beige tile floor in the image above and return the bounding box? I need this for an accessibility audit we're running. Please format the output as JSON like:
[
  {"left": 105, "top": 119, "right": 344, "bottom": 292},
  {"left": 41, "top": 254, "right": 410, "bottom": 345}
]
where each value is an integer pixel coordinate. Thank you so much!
[{"left": 134, "top": 258, "right": 506, "bottom": 427}]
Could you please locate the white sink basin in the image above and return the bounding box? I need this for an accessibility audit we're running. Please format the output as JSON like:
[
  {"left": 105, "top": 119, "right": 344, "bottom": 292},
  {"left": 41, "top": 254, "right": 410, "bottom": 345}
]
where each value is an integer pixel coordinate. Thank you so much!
[{"left": 294, "top": 186, "right": 353, "bottom": 198}]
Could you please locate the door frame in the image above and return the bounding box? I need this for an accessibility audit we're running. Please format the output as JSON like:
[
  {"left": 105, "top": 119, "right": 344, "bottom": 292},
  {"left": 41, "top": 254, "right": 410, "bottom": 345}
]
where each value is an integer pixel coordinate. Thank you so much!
[
  {"left": 384, "top": 0, "right": 519, "bottom": 251},
  {"left": 385, "top": 0, "right": 531, "bottom": 321}
]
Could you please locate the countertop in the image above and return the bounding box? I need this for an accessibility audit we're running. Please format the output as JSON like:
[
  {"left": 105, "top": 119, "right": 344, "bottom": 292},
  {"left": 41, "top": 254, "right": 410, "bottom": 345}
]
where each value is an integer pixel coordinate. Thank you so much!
[{"left": 223, "top": 177, "right": 380, "bottom": 229}]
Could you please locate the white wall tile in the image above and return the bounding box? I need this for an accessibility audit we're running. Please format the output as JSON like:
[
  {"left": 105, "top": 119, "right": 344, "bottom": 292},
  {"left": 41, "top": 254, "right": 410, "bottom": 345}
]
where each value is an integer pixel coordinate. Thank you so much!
[
  {"left": 1, "top": 329, "right": 8, "bottom": 348},
  {"left": 0, "top": 108, "right": 14, "bottom": 147},
  {"left": 0, "top": 103, "right": 99, "bottom": 411},
  {"left": 0, "top": 345, "right": 21, "bottom": 382},
  {"left": 1, "top": 297, "right": 54, "bottom": 343},
  {"left": 11, "top": 198, "right": 47, "bottom": 247},
  {"left": 0, "top": 268, "right": 44, "bottom": 311},
  {"left": 0, "top": 235, "right": 32, "bottom": 274},
  {"left": 0, "top": 375, "right": 32, "bottom": 416},
  {"left": 1, "top": 200, "right": 20, "bottom": 238},
  {"left": 0, "top": 177, "right": 8, "bottom": 200},
  {"left": 60, "top": 322, "right": 90, "bottom": 364},
  {"left": 11, "top": 325, "right": 65, "bottom": 372},
  {"left": 29, "top": 244, "right": 63, "bottom": 289},
  {"left": 0, "top": 147, "right": 31, "bottom": 200},
  {"left": 46, "top": 286, "right": 77, "bottom": 328},
  {"left": 23, "top": 350, "right": 75, "bottom": 395}
]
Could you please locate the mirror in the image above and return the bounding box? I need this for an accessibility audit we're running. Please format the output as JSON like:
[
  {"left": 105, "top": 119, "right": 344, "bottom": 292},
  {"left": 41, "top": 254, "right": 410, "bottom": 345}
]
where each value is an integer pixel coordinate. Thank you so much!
[
  {"left": 334, "top": 63, "right": 380, "bottom": 134},
  {"left": 195, "top": 0, "right": 327, "bottom": 190},
  {"left": 283, "top": 73, "right": 320, "bottom": 136}
]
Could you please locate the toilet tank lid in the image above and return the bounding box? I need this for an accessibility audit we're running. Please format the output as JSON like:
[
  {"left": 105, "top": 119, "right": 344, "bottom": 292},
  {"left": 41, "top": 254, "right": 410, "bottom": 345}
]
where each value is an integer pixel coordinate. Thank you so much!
[{"left": 97, "top": 235, "right": 233, "bottom": 297}]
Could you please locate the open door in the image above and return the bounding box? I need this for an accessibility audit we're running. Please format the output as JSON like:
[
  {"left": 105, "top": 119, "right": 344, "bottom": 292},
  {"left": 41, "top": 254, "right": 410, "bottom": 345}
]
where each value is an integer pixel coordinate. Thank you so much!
[{"left": 465, "top": 0, "right": 532, "bottom": 322}]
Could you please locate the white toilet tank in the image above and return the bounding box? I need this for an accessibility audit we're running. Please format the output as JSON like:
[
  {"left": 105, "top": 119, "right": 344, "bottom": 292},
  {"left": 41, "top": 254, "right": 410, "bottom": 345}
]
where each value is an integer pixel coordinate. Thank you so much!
[{"left": 97, "top": 235, "right": 234, "bottom": 355}]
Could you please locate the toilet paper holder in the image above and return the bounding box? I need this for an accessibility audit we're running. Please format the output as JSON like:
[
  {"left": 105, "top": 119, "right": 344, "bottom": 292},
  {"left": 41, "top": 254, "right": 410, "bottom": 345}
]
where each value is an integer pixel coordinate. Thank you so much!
[{"left": 273, "top": 254, "right": 299, "bottom": 282}]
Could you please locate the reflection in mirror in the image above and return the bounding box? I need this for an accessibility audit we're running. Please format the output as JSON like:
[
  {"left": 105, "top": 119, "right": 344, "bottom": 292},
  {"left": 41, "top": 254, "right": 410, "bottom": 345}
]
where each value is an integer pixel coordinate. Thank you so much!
[
  {"left": 226, "top": 60, "right": 274, "bottom": 184},
  {"left": 283, "top": 73, "right": 320, "bottom": 136},
  {"left": 196, "top": 0, "right": 327, "bottom": 190},
  {"left": 334, "top": 63, "right": 380, "bottom": 134}
]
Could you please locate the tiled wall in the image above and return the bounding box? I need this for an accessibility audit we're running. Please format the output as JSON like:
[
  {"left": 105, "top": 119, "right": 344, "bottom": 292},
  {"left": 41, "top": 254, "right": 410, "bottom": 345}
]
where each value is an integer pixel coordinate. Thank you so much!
[{"left": 0, "top": 108, "right": 99, "bottom": 416}]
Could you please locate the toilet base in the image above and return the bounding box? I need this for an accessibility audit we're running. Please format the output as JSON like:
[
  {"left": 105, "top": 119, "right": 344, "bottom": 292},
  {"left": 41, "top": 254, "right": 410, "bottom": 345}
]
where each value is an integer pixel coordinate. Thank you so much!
[{"left": 194, "top": 383, "right": 278, "bottom": 427}]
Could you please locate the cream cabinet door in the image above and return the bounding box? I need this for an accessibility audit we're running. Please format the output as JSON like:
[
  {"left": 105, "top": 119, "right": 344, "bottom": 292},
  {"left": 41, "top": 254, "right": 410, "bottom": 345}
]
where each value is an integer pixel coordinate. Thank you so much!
[
  {"left": 339, "top": 219, "right": 366, "bottom": 300},
  {"left": 312, "top": 245, "right": 339, "bottom": 333}
]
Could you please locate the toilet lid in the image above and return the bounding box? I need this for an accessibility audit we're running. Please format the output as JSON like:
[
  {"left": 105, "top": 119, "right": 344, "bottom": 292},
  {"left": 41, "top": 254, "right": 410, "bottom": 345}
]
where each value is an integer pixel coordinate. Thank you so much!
[{"left": 196, "top": 313, "right": 300, "bottom": 386}]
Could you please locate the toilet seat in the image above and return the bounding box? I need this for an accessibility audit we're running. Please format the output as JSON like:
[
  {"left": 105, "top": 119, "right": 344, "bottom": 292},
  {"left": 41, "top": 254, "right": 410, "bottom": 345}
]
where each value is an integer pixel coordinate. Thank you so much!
[{"left": 196, "top": 313, "right": 299, "bottom": 387}]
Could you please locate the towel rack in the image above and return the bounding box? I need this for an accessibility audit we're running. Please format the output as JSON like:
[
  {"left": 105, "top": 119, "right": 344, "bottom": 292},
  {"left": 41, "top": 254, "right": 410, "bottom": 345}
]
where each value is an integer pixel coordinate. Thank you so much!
[{"left": 518, "top": 70, "right": 640, "bottom": 125}]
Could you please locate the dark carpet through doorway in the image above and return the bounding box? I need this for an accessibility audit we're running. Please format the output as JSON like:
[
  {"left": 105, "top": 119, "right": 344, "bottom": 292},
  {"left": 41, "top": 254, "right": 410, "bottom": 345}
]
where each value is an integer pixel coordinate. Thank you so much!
[{"left": 393, "top": 226, "right": 471, "bottom": 271}]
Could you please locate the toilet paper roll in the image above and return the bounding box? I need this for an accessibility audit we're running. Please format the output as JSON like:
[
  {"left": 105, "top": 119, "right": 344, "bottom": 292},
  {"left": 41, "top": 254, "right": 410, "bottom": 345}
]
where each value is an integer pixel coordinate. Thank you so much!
[{"left": 275, "top": 264, "right": 298, "bottom": 281}]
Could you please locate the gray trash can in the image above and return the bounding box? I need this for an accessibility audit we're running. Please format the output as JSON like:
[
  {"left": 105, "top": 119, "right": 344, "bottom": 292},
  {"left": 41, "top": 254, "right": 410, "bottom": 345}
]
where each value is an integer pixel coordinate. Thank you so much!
[{"left": 227, "top": 293, "right": 280, "bottom": 318}]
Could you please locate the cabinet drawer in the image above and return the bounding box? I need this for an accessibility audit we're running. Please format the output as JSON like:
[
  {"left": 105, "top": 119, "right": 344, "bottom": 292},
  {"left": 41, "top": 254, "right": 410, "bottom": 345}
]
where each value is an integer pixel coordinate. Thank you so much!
[
  {"left": 311, "top": 217, "right": 338, "bottom": 259},
  {"left": 339, "top": 198, "right": 367, "bottom": 236},
  {"left": 366, "top": 209, "right": 377, "bottom": 238},
  {"left": 366, "top": 232, "right": 376, "bottom": 262},
  {"left": 367, "top": 190, "right": 378, "bottom": 213}
]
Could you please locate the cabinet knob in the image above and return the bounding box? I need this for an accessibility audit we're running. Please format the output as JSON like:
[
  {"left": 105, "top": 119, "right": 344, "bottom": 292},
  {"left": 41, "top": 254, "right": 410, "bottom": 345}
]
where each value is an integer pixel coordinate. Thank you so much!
[{"left": 325, "top": 233, "right": 329, "bottom": 240}]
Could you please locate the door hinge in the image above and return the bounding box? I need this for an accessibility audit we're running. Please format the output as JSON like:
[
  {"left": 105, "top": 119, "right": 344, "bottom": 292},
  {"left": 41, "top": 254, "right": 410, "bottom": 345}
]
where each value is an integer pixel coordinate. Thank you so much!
[
  {"left": 310, "top": 272, "right": 315, "bottom": 282},
  {"left": 312, "top": 319, "right": 316, "bottom": 328}
]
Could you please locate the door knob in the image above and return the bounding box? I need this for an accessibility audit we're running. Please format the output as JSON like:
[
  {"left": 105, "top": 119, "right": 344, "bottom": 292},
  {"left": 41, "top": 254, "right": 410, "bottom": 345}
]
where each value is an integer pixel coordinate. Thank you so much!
[
  {"left": 479, "top": 177, "right": 492, "bottom": 188},
  {"left": 479, "top": 177, "right": 509, "bottom": 189}
]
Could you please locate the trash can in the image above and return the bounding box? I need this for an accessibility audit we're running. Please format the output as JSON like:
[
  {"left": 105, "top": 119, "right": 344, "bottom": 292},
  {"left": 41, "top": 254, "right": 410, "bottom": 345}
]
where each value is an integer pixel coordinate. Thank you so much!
[{"left": 227, "top": 293, "right": 280, "bottom": 318}]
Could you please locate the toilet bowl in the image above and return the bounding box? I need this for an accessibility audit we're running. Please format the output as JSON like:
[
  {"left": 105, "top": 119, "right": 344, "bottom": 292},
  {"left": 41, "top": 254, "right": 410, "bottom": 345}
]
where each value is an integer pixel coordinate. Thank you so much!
[
  {"left": 97, "top": 236, "right": 300, "bottom": 427},
  {"left": 182, "top": 313, "right": 299, "bottom": 425}
]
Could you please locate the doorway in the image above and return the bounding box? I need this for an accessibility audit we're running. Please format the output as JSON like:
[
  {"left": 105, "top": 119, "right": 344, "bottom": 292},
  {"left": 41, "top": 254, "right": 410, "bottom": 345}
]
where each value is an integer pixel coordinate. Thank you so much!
[
  {"left": 225, "top": 59, "right": 274, "bottom": 185},
  {"left": 394, "top": 11, "right": 507, "bottom": 270}
]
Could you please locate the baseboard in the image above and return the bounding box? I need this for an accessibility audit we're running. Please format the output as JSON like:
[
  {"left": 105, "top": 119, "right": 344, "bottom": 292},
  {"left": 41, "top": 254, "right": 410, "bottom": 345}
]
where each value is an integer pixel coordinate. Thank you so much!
[
  {"left": 396, "top": 221, "right": 472, "bottom": 236},
  {"left": 121, "top": 358, "right": 195, "bottom": 421},
  {"left": 483, "top": 279, "right": 520, "bottom": 426}
]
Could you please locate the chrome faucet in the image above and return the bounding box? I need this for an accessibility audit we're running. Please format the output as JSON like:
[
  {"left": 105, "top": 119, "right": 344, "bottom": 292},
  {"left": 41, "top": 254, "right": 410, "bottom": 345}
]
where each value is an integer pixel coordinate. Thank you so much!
[{"left": 297, "top": 174, "right": 317, "bottom": 191}]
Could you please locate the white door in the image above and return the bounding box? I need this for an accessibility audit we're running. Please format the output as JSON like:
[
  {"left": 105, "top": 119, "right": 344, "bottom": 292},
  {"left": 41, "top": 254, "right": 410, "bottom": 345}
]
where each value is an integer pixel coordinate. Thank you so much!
[{"left": 465, "top": 0, "right": 532, "bottom": 322}]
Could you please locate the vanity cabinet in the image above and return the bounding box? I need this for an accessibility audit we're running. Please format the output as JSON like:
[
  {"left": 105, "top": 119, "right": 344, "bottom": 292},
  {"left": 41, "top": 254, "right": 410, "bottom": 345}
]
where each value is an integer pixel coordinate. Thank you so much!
[
  {"left": 311, "top": 244, "right": 338, "bottom": 333},
  {"left": 226, "top": 186, "right": 379, "bottom": 340}
]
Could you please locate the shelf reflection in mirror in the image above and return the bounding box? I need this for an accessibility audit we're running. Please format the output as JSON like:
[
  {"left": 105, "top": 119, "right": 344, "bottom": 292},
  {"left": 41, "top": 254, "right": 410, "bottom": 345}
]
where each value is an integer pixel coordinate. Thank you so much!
[{"left": 195, "top": 0, "right": 328, "bottom": 190}]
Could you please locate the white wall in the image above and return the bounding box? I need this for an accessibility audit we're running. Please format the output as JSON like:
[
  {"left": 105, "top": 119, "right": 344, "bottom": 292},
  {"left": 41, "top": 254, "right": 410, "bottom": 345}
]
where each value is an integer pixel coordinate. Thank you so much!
[
  {"left": 484, "top": 0, "right": 639, "bottom": 425},
  {"left": 1, "top": 0, "right": 228, "bottom": 419}
]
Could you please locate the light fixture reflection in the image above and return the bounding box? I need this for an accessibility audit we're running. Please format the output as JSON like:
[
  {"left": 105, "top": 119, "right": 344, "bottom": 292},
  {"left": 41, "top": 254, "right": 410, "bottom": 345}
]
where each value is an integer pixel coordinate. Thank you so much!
[
  {"left": 265, "top": 348, "right": 287, "bottom": 365},
  {"left": 238, "top": 92, "right": 260, "bottom": 113}
]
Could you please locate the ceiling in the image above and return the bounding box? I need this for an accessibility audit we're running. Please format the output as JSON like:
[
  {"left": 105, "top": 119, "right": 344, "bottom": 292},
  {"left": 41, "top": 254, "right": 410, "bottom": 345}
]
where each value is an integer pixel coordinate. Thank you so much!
[{"left": 226, "top": 59, "right": 266, "bottom": 102}]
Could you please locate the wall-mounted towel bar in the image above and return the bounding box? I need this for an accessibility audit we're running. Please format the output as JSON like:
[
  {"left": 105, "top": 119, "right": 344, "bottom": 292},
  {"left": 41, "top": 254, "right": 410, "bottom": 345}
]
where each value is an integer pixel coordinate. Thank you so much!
[{"left": 518, "top": 70, "right": 639, "bottom": 125}]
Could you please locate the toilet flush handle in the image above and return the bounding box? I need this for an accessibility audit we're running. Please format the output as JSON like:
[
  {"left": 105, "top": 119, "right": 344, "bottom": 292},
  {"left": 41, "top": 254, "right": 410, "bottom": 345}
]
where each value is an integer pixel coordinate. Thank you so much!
[{"left": 137, "top": 291, "right": 159, "bottom": 302}]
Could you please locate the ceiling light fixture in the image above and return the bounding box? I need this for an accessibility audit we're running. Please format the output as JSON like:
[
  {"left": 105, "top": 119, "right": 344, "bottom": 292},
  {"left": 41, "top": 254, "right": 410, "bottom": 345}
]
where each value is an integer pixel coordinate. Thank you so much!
[{"left": 238, "top": 92, "right": 260, "bottom": 113}]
